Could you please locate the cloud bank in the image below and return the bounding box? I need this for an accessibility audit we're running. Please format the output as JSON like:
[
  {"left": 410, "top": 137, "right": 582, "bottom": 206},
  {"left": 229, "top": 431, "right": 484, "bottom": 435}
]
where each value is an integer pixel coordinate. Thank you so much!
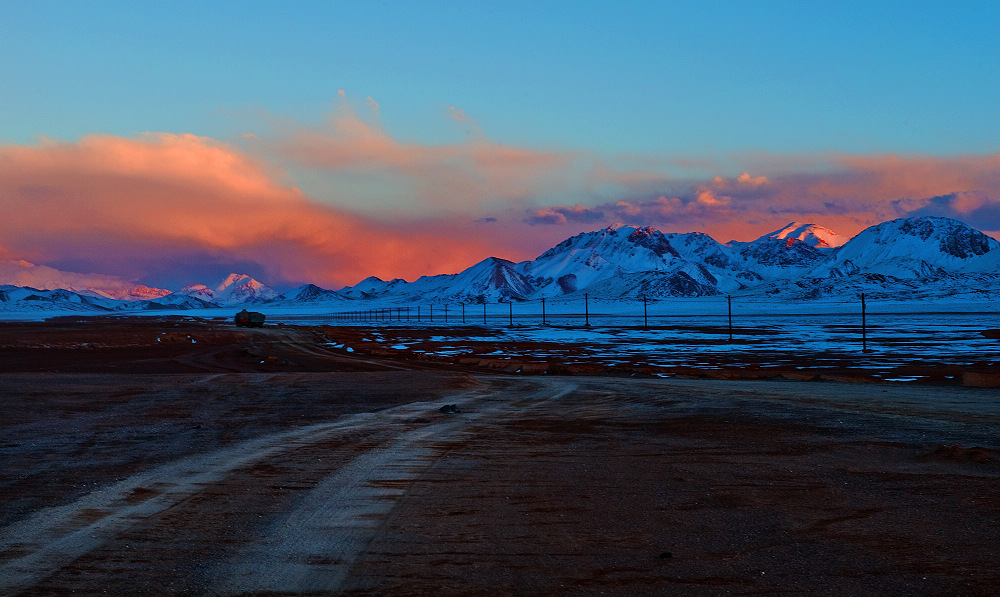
[
  {"left": 0, "top": 260, "right": 139, "bottom": 293},
  {"left": 260, "top": 98, "right": 578, "bottom": 215},
  {"left": 525, "top": 154, "right": 1000, "bottom": 243},
  {"left": 0, "top": 133, "right": 504, "bottom": 288},
  {"left": 3, "top": 99, "right": 999, "bottom": 290}
]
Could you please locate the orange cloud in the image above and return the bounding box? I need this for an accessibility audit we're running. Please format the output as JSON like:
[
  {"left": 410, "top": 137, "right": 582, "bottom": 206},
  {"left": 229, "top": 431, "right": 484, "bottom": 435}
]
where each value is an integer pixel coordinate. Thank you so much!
[
  {"left": 696, "top": 189, "right": 728, "bottom": 206},
  {"left": 262, "top": 101, "right": 577, "bottom": 213},
  {"left": 6, "top": 120, "right": 1000, "bottom": 293},
  {"left": 523, "top": 152, "right": 1000, "bottom": 243},
  {"left": 524, "top": 204, "right": 605, "bottom": 226},
  {"left": 0, "top": 259, "right": 138, "bottom": 292},
  {"left": 0, "top": 133, "right": 510, "bottom": 288},
  {"left": 736, "top": 172, "right": 768, "bottom": 186}
]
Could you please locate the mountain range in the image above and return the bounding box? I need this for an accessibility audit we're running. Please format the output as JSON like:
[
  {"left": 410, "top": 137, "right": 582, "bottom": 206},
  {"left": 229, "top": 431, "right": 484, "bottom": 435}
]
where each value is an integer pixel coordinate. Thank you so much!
[{"left": 2, "top": 216, "right": 998, "bottom": 314}]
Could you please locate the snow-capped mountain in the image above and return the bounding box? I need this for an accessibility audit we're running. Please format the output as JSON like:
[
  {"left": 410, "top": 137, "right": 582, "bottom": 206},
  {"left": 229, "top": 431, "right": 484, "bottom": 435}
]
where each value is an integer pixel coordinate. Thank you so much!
[
  {"left": 139, "top": 293, "right": 215, "bottom": 310},
  {"left": 341, "top": 258, "right": 534, "bottom": 303},
  {"left": 0, "top": 271, "right": 279, "bottom": 314},
  {"left": 410, "top": 257, "right": 534, "bottom": 302},
  {"left": 517, "top": 225, "right": 730, "bottom": 297},
  {"left": 814, "top": 217, "right": 1000, "bottom": 279},
  {"left": 331, "top": 217, "right": 1000, "bottom": 303},
  {"left": 1, "top": 216, "right": 997, "bottom": 316},
  {"left": 752, "top": 222, "right": 848, "bottom": 248},
  {"left": 0, "top": 285, "right": 118, "bottom": 313},
  {"left": 176, "top": 274, "right": 279, "bottom": 305},
  {"left": 339, "top": 276, "right": 409, "bottom": 299},
  {"left": 0, "top": 260, "right": 171, "bottom": 301},
  {"left": 725, "top": 222, "right": 847, "bottom": 276},
  {"left": 85, "top": 284, "right": 172, "bottom": 301},
  {"left": 280, "top": 283, "right": 345, "bottom": 302},
  {"left": 730, "top": 235, "right": 827, "bottom": 272}
]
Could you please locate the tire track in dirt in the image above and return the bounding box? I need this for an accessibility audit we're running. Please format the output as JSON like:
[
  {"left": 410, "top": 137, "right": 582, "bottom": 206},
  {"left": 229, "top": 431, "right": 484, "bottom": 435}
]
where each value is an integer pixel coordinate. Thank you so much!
[
  {"left": 0, "top": 383, "right": 509, "bottom": 595},
  {"left": 212, "top": 378, "right": 579, "bottom": 595}
]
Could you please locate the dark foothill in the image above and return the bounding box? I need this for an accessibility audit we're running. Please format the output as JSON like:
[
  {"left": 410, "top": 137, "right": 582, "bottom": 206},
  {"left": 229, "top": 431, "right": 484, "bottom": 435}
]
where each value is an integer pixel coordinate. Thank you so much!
[{"left": 439, "top": 404, "right": 461, "bottom": 414}]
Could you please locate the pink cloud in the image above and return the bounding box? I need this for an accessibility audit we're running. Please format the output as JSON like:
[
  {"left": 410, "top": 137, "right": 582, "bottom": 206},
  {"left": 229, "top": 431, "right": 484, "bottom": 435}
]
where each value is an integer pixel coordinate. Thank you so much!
[
  {"left": 5, "top": 117, "right": 1000, "bottom": 293},
  {"left": 736, "top": 172, "right": 768, "bottom": 186},
  {"left": 263, "top": 102, "right": 576, "bottom": 212},
  {"left": 585, "top": 164, "right": 672, "bottom": 191},
  {"left": 525, "top": 204, "right": 605, "bottom": 226},
  {"left": 696, "top": 189, "right": 728, "bottom": 206},
  {"left": 521, "top": 152, "right": 1000, "bottom": 242},
  {"left": 0, "top": 133, "right": 517, "bottom": 288},
  {"left": 0, "top": 259, "right": 138, "bottom": 292}
]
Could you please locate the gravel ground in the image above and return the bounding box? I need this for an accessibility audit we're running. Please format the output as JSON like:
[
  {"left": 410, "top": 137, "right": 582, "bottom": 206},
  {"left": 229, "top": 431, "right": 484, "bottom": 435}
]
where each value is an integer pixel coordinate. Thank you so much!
[{"left": 1, "top": 318, "right": 998, "bottom": 595}]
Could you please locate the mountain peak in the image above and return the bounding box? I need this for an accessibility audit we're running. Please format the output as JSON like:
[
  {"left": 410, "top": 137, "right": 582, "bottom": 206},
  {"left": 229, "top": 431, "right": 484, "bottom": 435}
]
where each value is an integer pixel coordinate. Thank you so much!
[
  {"left": 217, "top": 273, "right": 261, "bottom": 290},
  {"left": 177, "top": 274, "right": 278, "bottom": 304},
  {"left": 758, "top": 222, "right": 848, "bottom": 248}
]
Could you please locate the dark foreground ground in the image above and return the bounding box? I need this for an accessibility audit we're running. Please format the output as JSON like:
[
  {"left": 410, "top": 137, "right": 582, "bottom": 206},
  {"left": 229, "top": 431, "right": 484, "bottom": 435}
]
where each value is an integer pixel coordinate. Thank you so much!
[{"left": 1, "top": 318, "right": 998, "bottom": 595}]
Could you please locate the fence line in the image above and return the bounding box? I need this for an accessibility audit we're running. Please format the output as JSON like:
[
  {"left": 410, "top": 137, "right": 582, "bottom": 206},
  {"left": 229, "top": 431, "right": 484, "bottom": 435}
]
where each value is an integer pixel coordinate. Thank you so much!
[{"left": 323, "top": 293, "right": 884, "bottom": 348}]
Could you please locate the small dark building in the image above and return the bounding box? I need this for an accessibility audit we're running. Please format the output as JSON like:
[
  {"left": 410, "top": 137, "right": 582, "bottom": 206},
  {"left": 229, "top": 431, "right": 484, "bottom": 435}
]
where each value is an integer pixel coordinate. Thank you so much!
[{"left": 234, "top": 309, "right": 266, "bottom": 327}]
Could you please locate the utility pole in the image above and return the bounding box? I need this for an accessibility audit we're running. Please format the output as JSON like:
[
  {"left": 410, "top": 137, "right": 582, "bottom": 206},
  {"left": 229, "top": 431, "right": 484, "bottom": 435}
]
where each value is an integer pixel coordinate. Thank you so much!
[
  {"left": 509, "top": 301, "right": 513, "bottom": 326},
  {"left": 462, "top": 302, "right": 466, "bottom": 324},
  {"left": 643, "top": 295, "right": 648, "bottom": 331},
  {"left": 542, "top": 297, "right": 546, "bottom": 325},
  {"left": 861, "top": 292, "right": 867, "bottom": 352},
  {"left": 444, "top": 303, "right": 448, "bottom": 323},
  {"left": 483, "top": 302, "right": 487, "bottom": 325},
  {"left": 727, "top": 294, "right": 733, "bottom": 342},
  {"left": 584, "top": 293, "right": 590, "bottom": 327}
]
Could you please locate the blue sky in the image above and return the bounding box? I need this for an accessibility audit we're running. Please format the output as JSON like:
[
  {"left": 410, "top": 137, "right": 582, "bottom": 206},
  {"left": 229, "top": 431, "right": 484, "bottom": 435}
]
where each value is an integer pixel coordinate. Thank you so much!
[
  {"left": 2, "top": 1, "right": 1000, "bottom": 289},
  {"left": 5, "top": 1, "right": 998, "bottom": 155}
]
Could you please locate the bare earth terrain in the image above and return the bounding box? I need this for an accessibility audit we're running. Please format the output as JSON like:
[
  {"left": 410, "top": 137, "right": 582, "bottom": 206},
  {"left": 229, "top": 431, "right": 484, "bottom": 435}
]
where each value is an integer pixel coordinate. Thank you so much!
[{"left": 1, "top": 317, "right": 998, "bottom": 596}]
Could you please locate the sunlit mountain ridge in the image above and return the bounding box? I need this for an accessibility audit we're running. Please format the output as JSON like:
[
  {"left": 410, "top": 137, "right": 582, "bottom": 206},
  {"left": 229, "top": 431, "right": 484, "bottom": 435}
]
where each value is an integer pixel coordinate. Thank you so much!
[{"left": 1, "top": 216, "right": 999, "bottom": 314}]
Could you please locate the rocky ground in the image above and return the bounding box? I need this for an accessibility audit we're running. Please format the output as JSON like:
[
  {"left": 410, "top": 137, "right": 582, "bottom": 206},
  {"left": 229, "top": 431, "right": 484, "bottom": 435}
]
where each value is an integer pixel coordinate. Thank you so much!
[{"left": 1, "top": 317, "right": 998, "bottom": 595}]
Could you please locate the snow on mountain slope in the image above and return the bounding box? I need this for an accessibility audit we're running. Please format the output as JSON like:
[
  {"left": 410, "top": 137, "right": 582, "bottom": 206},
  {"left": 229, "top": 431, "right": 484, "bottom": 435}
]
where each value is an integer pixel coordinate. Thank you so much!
[
  {"left": 732, "top": 236, "right": 827, "bottom": 271},
  {"left": 0, "top": 260, "right": 170, "bottom": 300},
  {"left": 215, "top": 273, "right": 280, "bottom": 304},
  {"left": 339, "top": 277, "right": 409, "bottom": 299},
  {"left": 281, "top": 283, "right": 345, "bottom": 302},
  {"left": 0, "top": 286, "right": 117, "bottom": 312},
  {"left": 383, "top": 257, "right": 535, "bottom": 303},
  {"left": 85, "top": 284, "right": 172, "bottom": 301},
  {"left": 519, "top": 226, "right": 691, "bottom": 295},
  {"left": 725, "top": 222, "right": 848, "bottom": 280},
  {"left": 661, "top": 231, "right": 758, "bottom": 291},
  {"left": 2, "top": 216, "right": 998, "bottom": 317},
  {"left": 328, "top": 217, "right": 998, "bottom": 304},
  {"left": 756, "top": 222, "right": 848, "bottom": 248},
  {"left": 177, "top": 283, "right": 215, "bottom": 301},
  {"left": 176, "top": 274, "right": 279, "bottom": 305},
  {"left": 815, "top": 217, "right": 1000, "bottom": 279},
  {"left": 581, "top": 270, "right": 721, "bottom": 299},
  {"left": 347, "top": 217, "right": 999, "bottom": 303},
  {"left": 139, "top": 293, "right": 215, "bottom": 309}
]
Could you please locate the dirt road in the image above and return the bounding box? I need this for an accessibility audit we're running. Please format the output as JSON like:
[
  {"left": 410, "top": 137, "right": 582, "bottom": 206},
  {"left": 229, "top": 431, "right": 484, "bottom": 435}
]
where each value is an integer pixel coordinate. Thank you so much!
[{"left": 1, "top": 319, "right": 999, "bottom": 595}]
